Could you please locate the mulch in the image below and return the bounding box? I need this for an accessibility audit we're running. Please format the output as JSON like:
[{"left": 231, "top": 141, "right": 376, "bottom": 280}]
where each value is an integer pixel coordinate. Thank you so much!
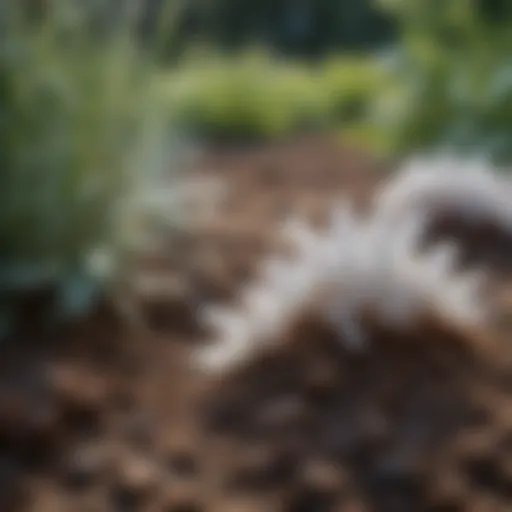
[{"left": 1, "top": 134, "right": 512, "bottom": 512}]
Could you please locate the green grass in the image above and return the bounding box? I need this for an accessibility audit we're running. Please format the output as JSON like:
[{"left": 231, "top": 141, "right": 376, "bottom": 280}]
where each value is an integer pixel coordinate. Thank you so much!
[{"left": 0, "top": 2, "right": 178, "bottom": 333}]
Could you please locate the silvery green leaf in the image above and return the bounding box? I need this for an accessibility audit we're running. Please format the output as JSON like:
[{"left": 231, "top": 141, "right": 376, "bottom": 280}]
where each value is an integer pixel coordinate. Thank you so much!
[{"left": 55, "top": 273, "right": 100, "bottom": 319}]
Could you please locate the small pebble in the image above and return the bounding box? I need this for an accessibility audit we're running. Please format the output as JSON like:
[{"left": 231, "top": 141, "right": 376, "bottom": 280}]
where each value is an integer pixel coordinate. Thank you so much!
[
  {"left": 62, "top": 442, "right": 113, "bottom": 489},
  {"left": 300, "top": 459, "right": 346, "bottom": 493},
  {"left": 112, "top": 453, "right": 161, "bottom": 507},
  {"left": 167, "top": 451, "right": 199, "bottom": 478},
  {"left": 49, "top": 365, "right": 108, "bottom": 418}
]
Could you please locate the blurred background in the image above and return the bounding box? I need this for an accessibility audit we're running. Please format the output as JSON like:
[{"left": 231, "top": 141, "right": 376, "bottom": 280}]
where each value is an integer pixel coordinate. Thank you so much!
[
  {"left": 1, "top": 1, "right": 512, "bottom": 510},
  {"left": 2, "top": 0, "right": 511, "bottom": 331},
  {"left": 2, "top": 0, "right": 511, "bottom": 329}
]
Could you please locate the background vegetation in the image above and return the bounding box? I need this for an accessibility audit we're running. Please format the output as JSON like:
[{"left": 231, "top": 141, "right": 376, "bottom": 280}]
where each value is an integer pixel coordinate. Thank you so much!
[
  {"left": 186, "top": 0, "right": 509, "bottom": 159},
  {"left": 160, "top": 51, "right": 386, "bottom": 142},
  {"left": 2, "top": 0, "right": 511, "bottom": 334},
  {"left": 150, "top": 0, "right": 512, "bottom": 161},
  {"left": 367, "top": 0, "right": 512, "bottom": 162},
  {"left": 0, "top": 1, "right": 177, "bottom": 334}
]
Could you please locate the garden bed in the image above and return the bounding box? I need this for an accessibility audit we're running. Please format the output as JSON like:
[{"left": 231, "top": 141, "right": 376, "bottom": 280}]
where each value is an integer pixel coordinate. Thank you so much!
[{"left": 2, "top": 135, "right": 512, "bottom": 512}]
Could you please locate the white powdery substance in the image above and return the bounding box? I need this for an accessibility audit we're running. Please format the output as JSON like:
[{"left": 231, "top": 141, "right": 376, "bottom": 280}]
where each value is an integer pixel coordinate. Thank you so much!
[
  {"left": 195, "top": 198, "right": 487, "bottom": 374},
  {"left": 377, "top": 154, "right": 512, "bottom": 232}
]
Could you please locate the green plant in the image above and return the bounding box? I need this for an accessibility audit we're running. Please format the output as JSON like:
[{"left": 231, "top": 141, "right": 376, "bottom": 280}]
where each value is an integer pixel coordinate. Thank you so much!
[
  {"left": 321, "top": 55, "right": 388, "bottom": 124},
  {"left": 363, "top": 0, "right": 512, "bottom": 162},
  {"left": 161, "top": 50, "right": 384, "bottom": 142},
  {"left": 165, "top": 52, "right": 323, "bottom": 141},
  {"left": 0, "top": 1, "right": 177, "bottom": 333}
]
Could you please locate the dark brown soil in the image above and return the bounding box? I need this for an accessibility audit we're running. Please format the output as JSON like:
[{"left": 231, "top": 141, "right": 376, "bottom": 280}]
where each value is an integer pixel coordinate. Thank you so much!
[{"left": 1, "top": 134, "right": 512, "bottom": 512}]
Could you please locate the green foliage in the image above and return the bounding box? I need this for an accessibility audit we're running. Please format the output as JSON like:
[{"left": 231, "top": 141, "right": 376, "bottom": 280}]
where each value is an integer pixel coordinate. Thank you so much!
[
  {"left": 161, "top": 51, "right": 381, "bottom": 142},
  {"left": 0, "top": 2, "right": 176, "bottom": 332},
  {"left": 165, "top": 0, "right": 395, "bottom": 57},
  {"left": 321, "top": 55, "right": 390, "bottom": 123},
  {"left": 362, "top": 0, "right": 512, "bottom": 162},
  {"left": 164, "top": 52, "right": 323, "bottom": 141}
]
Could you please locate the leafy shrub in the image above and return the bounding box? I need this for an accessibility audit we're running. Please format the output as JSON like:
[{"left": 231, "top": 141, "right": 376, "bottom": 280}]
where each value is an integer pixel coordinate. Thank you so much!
[
  {"left": 0, "top": 2, "right": 176, "bottom": 333},
  {"left": 164, "top": 0, "right": 396, "bottom": 58},
  {"left": 165, "top": 52, "right": 323, "bottom": 141},
  {"left": 321, "top": 55, "right": 389, "bottom": 123},
  {"left": 161, "top": 50, "right": 381, "bottom": 142},
  {"left": 363, "top": 0, "right": 512, "bottom": 162}
]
